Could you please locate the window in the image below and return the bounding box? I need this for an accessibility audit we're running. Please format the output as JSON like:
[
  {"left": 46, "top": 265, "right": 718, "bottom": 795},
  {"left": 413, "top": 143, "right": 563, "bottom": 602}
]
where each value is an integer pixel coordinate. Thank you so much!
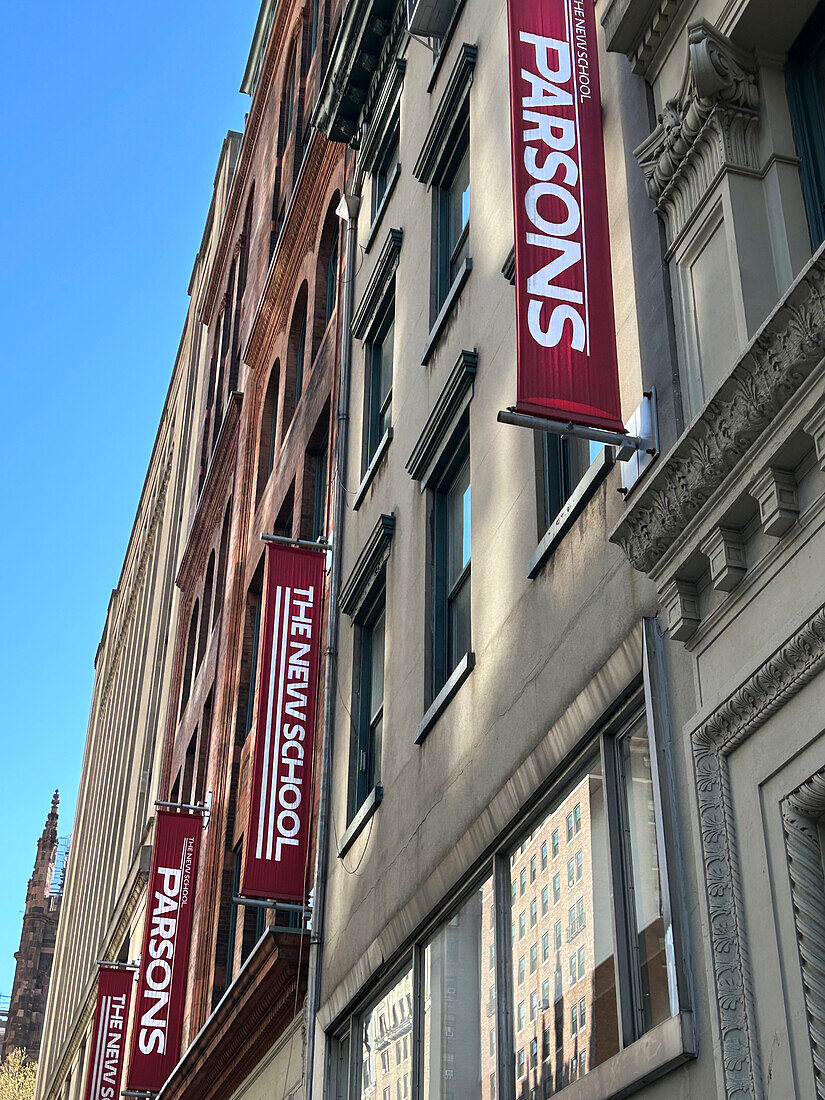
[
  {"left": 242, "top": 587, "right": 262, "bottom": 742},
  {"left": 540, "top": 841, "right": 547, "bottom": 870},
  {"left": 530, "top": 855, "right": 537, "bottom": 883},
  {"left": 551, "top": 829, "right": 559, "bottom": 858},
  {"left": 363, "top": 299, "right": 394, "bottom": 470},
  {"left": 507, "top": 705, "right": 678, "bottom": 1090},
  {"left": 518, "top": 912, "right": 526, "bottom": 940},
  {"left": 282, "top": 52, "right": 296, "bottom": 143},
  {"left": 552, "top": 874, "right": 560, "bottom": 904},
  {"left": 489, "top": 943, "right": 495, "bottom": 970},
  {"left": 435, "top": 121, "right": 470, "bottom": 311},
  {"left": 519, "top": 868, "right": 526, "bottom": 895},
  {"left": 541, "top": 885, "right": 548, "bottom": 915},
  {"left": 373, "top": 120, "right": 400, "bottom": 219},
  {"left": 334, "top": 693, "right": 685, "bottom": 1100},
  {"left": 529, "top": 898, "right": 537, "bottom": 928},
  {"left": 537, "top": 435, "right": 603, "bottom": 539},
  {"left": 788, "top": 4, "right": 825, "bottom": 248},
  {"left": 325, "top": 232, "right": 339, "bottom": 328},
  {"left": 431, "top": 433, "right": 471, "bottom": 696},
  {"left": 541, "top": 931, "right": 549, "bottom": 962},
  {"left": 310, "top": 0, "right": 320, "bottom": 53},
  {"left": 311, "top": 439, "right": 328, "bottom": 542},
  {"left": 350, "top": 593, "right": 385, "bottom": 819}
]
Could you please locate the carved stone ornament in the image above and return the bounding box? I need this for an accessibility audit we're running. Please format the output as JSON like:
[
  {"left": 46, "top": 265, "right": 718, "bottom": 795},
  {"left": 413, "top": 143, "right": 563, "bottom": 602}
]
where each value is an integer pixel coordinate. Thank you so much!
[
  {"left": 783, "top": 771, "right": 825, "bottom": 1098},
  {"left": 610, "top": 245, "right": 825, "bottom": 576},
  {"left": 634, "top": 20, "right": 759, "bottom": 241},
  {"left": 692, "top": 604, "right": 825, "bottom": 1099}
]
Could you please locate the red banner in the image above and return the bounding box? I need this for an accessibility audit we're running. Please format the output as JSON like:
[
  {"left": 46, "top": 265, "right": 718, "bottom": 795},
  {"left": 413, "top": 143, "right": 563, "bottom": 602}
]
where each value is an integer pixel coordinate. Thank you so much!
[
  {"left": 507, "top": 0, "right": 624, "bottom": 432},
  {"left": 126, "top": 809, "right": 201, "bottom": 1094},
  {"left": 83, "top": 967, "right": 133, "bottom": 1100},
  {"left": 242, "top": 544, "right": 324, "bottom": 902}
]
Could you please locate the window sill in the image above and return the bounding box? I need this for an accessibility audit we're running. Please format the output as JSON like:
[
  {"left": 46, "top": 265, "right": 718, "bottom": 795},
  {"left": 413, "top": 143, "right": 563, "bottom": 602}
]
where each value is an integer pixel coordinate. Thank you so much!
[
  {"left": 528, "top": 446, "right": 614, "bottom": 579},
  {"left": 554, "top": 1012, "right": 694, "bottom": 1100},
  {"left": 415, "top": 651, "right": 475, "bottom": 744},
  {"left": 421, "top": 258, "right": 472, "bottom": 366},
  {"left": 338, "top": 785, "right": 383, "bottom": 858},
  {"left": 353, "top": 427, "right": 393, "bottom": 511},
  {"left": 364, "top": 164, "right": 401, "bottom": 255}
]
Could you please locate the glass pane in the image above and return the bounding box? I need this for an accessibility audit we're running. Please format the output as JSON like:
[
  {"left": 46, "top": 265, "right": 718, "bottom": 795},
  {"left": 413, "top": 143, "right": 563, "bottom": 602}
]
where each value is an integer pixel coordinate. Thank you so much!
[
  {"left": 449, "top": 145, "right": 470, "bottom": 253},
  {"left": 360, "top": 967, "right": 414, "bottom": 1100},
  {"left": 509, "top": 758, "right": 618, "bottom": 1097},
  {"left": 447, "top": 456, "right": 471, "bottom": 589},
  {"left": 448, "top": 575, "right": 470, "bottom": 669},
  {"left": 618, "top": 715, "right": 672, "bottom": 1033},
  {"left": 370, "top": 609, "right": 386, "bottom": 725},
  {"left": 421, "top": 873, "right": 495, "bottom": 1100}
]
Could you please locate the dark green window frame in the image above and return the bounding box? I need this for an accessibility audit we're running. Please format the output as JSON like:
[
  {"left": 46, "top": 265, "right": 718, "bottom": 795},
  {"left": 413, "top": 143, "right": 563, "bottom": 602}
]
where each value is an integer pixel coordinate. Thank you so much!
[
  {"left": 349, "top": 589, "right": 386, "bottom": 821},
  {"left": 372, "top": 120, "right": 400, "bottom": 220},
  {"left": 365, "top": 301, "right": 395, "bottom": 468},
  {"left": 434, "top": 119, "right": 470, "bottom": 313},
  {"left": 788, "top": 4, "right": 825, "bottom": 249},
  {"left": 431, "top": 429, "right": 471, "bottom": 698}
]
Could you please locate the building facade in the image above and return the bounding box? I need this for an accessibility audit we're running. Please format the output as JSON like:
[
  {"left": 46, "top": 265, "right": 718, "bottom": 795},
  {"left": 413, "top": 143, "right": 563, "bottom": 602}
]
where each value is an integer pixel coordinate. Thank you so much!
[
  {"left": 308, "top": 2, "right": 825, "bottom": 1100},
  {"left": 32, "top": 1, "right": 825, "bottom": 1100},
  {"left": 2, "top": 793, "right": 65, "bottom": 1064},
  {"left": 33, "top": 134, "right": 240, "bottom": 1100}
]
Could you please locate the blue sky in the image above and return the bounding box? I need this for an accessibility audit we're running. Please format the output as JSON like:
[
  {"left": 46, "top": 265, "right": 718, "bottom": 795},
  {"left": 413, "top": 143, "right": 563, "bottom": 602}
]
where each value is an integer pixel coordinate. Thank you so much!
[{"left": 0, "top": 1, "right": 260, "bottom": 1001}]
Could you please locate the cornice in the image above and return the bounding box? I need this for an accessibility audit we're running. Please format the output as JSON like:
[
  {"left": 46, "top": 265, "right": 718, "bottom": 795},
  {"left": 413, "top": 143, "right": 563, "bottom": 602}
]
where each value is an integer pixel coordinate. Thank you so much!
[
  {"left": 340, "top": 513, "right": 396, "bottom": 620},
  {"left": 351, "top": 228, "right": 403, "bottom": 339},
  {"left": 634, "top": 21, "right": 759, "bottom": 241},
  {"left": 243, "top": 133, "right": 340, "bottom": 369},
  {"left": 691, "top": 603, "right": 825, "bottom": 1099},
  {"left": 413, "top": 44, "right": 478, "bottom": 186},
  {"left": 611, "top": 245, "right": 825, "bottom": 575},
  {"left": 601, "top": 0, "right": 690, "bottom": 77},
  {"left": 406, "top": 349, "right": 477, "bottom": 483},
  {"left": 156, "top": 930, "right": 307, "bottom": 1100},
  {"left": 177, "top": 392, "right": 242, "bottom": 593},
  {"left": 200, "top": 0, "right": 297, "bottom": 327}
]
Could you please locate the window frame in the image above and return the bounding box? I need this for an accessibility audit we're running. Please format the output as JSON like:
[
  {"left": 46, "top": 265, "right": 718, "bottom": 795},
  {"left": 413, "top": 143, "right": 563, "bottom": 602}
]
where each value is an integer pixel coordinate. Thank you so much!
[
  {"left": 433, "top": 116, "right": 470, "bottom": 319},
  {"left": 364, "top": 298, "right": 395, "bottom": 471},
  {"left": 348, "top": 586, "right": 386, "bottom": 823}
]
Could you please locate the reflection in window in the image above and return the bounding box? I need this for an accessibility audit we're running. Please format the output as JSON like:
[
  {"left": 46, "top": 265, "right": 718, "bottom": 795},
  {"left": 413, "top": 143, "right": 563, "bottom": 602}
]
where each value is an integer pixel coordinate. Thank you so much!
[
  {"left": 510, "top": 757, "right": 619, "bottom": 1095},
  {"left": 421, "top": 874, "right": 494, "bottom": 1100},
  {"left": 361, "top": 967, "right": 414, "bottom": 1100}
]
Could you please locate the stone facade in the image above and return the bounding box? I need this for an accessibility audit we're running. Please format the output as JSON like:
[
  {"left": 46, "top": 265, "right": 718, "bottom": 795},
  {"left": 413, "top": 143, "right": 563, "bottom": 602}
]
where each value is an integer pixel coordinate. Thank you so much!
[{"left": 2, "top": 794, "right": 63, "bottom": 1063}]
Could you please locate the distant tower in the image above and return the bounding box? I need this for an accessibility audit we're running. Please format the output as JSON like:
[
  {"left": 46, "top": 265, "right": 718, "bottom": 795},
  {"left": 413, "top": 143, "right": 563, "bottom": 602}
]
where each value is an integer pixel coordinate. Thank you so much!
[{"left": 2, "top": 792, "right": 66, "bottom": 1062}]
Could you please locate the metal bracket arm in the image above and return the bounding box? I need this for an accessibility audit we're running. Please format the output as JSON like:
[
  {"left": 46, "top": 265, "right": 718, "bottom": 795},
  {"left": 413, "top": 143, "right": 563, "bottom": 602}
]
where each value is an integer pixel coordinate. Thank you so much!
[{"left": 497, "top": 408, "right": 653, "bottom": 462}]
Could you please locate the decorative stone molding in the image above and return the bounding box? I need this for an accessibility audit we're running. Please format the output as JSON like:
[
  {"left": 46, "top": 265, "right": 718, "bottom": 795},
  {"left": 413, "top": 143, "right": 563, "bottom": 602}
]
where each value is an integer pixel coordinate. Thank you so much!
[
  {"left": 610, "top": 246, "right": 825, "bottom": 575},
  {"left": 783, "top": 771, "right": 825, "bottom": 1098},
  {"left": 413, "top": 45, "right": 477, "bottom": 187},
  {"left": 691, "top": 603, "right": 825, "bottom": 1100},
  {"left": 406, "top": 349, "right": 478, "bottom": 484},
  {"left": 804, "top": 404, "right": 825, "bottom": 472},
  {"left": 351, "top": 228, "right": 403, "bottom": 340},
  {"left": 700, "top": 526, "right": 747, "bottom": 592},
  {"left": 634, "top": 20, "right": 759, "bottom": 242},
  {"left": 751, "top": 467, "right": 799, "bottom": 537},
  {"left": 601, "top": 0, "right": 690, "bottom": 77},
  {"left": 660, "top": 577, "right": 700, "bottom": 641},
  {"left": 340, "top": 513, "right": 396, "bottom": 620},
  {"left": 359, "top": 58, "right": 406, "bottom": 173}
]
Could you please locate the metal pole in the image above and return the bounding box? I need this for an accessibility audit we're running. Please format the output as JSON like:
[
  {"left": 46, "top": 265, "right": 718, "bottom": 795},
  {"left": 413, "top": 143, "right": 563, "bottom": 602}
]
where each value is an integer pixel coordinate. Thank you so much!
[
  {"left": 304, "top": 170, "right": 363, "bottom": 1100},
  {"left": 260, "top": 533, "right": 332, "bottom": 552},
  {"left": 496, "top": 408, "right": 647, "bottom": 460}
]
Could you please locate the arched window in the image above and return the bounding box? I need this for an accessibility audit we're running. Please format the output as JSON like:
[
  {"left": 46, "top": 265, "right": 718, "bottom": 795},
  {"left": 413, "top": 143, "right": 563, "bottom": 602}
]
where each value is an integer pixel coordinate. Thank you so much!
[
  {"left": 282, "top": 48, "right": 296, "bottom": 145},
  {"left": 214, "top": 501, "right": 232, "bottom": 631},
  {"left": 197, "top": 551, "right": 216, "bottom": 670},
  {"left": 239, "top": 186, "right": 255, "bottom": 297},
  {"left": 283, "top": 284, "right": 308, "bottom": 429},
  {"left": 313, "top": 194, "right": 341, "bottom": 355},
  {"left": 257, "top": 360, "right": 281, "bottom": 501},
  {"left": 179, "top": 599, "right": 200, "bottom": 720}
]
